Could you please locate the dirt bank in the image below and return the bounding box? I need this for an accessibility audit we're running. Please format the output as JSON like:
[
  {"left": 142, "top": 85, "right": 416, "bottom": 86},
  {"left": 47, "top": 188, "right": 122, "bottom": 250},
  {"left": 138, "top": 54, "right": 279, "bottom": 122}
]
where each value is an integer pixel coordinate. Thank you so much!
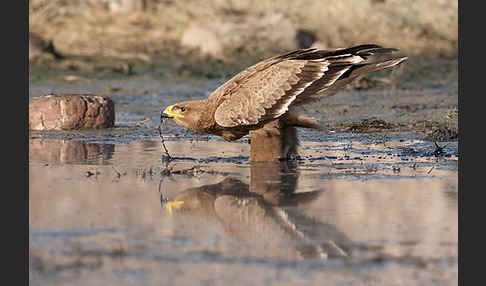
[{"left": 30, "top": 0, "right": 457, "bottom": 64}]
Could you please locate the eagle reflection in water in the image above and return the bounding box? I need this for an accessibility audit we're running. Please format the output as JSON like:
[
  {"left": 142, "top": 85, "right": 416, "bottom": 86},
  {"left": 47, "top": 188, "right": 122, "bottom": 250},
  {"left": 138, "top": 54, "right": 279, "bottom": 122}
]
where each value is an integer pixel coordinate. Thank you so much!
[{"left": 160, "top": 161, "right": 354, "bottom": 260}]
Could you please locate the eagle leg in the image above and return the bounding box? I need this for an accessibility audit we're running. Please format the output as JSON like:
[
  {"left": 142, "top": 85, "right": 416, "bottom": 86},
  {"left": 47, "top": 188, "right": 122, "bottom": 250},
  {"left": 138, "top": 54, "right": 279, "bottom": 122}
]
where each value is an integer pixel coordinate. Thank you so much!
[{"left": 249, "top": 119, "right": 300, "bottom": 162}]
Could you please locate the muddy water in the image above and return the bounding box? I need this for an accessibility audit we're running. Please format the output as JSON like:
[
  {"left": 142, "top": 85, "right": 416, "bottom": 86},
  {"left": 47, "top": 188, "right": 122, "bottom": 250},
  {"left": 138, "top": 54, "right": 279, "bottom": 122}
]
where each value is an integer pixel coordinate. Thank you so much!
[
  {"left": 29, "top": 136, "right": 457, "bottom": 286},
  {"left": 29, "top": 77, "right": 458, "bottom": 285}
]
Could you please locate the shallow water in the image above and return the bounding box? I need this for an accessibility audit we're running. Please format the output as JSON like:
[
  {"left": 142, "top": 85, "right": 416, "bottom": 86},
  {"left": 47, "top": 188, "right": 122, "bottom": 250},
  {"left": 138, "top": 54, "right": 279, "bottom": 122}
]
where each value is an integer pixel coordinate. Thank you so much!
[
  {"left": 29, "top": 136, "right": 457, "bottom": 286},
  {"left": 29, "top": 77, "right": 458, "bottom": 285}
]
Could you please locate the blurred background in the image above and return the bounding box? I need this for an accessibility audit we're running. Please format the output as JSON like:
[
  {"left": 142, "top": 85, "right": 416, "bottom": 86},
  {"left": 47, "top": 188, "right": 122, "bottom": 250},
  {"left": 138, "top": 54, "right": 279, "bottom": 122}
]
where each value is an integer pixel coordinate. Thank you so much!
[{"left": 29, "top": 0, "right": 458, "bottom": 83}]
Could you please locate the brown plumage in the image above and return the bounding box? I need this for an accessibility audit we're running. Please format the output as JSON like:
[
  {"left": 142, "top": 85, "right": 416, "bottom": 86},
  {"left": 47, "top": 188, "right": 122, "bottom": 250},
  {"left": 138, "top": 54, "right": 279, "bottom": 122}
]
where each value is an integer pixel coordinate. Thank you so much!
[{"left": 162, "top": 44, "right": 407, "bottom": 161}]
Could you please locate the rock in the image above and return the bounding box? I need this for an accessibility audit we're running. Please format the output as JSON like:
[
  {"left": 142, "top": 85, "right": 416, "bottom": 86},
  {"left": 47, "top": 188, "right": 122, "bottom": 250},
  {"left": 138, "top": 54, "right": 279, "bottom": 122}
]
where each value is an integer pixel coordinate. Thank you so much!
[
  {"left": 425, "top": 125, "right": 458, "bottom": 142},
  {"left": 29, "top": 33, "right": 46, "bottom": 62},
  {"left": 341, "top": 118, "right": 399, "bottom": 133},
  {"left": 180, "top": 13, "right": 298, "bottom": 60},
  {"left": 61, "top": 75, "right": 84, "bottom": 83},
  {"left": 29, "top": 94, "right": 115, "bottom": 130},
  {"left": 296, "top": 29, "right": 317, "bottom": 49},
  {"left": 29, "top": 32, "right": 64, "bottom": 63},
  {"left": 105, "top": 0, "right": 147, "bottom": 14}
]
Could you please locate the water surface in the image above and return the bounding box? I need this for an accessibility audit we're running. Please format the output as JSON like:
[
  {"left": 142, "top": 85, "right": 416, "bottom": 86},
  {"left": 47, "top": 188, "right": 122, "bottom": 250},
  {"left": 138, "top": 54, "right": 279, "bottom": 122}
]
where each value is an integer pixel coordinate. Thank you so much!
[
  {"left": 29, "top": 137, "right": 457, "bottom": 286},
  {"left": 29, "top": 76, "right": 458, "bottom": 285}
]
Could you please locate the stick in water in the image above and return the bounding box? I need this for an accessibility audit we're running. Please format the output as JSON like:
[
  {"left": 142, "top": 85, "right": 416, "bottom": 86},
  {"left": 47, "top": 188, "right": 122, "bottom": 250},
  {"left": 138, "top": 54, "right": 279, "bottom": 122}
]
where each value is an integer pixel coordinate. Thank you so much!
[{"left": 158, "top": 112, "right": 172, "bottom": 161}]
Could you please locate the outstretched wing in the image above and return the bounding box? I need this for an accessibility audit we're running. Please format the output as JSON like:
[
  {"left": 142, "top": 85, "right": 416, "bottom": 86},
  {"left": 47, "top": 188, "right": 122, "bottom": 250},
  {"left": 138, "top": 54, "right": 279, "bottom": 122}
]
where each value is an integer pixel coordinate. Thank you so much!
[{"left": 213, "top": 44, "right": 405, "bottom": 128}]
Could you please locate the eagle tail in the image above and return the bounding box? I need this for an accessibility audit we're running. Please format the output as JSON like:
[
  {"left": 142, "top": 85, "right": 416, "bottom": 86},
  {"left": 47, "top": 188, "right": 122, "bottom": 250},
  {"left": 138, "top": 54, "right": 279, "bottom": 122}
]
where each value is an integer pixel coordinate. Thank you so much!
[{"left": 290, "top": 45, "right": 407, "bottom": 106}]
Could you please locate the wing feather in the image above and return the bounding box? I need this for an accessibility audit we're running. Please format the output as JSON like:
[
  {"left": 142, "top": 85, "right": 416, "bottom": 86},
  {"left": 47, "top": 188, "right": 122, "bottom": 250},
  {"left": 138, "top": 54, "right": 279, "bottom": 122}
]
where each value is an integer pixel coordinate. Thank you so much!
[{"left": 211, "top": 44, "right": 404, "bottom": 127}]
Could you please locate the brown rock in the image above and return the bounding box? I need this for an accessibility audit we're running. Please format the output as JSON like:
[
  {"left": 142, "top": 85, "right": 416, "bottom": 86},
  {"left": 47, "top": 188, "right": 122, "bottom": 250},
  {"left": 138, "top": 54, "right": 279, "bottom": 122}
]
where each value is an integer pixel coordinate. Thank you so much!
[
  {"left": 29, "top": 94, "right": 115, "bottom": 130},
  {"left": 29, "top": 32, "right": 64, "bottom": 63},
  {"left": 181, "top": 13, "right": 298, "bottom": 60}
]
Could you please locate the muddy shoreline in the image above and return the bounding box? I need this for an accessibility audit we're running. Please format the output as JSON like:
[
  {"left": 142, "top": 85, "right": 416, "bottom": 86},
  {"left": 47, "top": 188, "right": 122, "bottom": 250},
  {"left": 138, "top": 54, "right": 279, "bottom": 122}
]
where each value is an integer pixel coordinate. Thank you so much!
[{"left": 29, "top": 65, "right": 458, "bottom": 144}]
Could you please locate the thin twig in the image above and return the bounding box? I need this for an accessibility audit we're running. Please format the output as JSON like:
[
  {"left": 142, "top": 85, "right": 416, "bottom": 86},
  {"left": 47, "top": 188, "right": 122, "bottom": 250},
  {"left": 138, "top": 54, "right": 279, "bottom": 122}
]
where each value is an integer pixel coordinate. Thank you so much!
[
  {"left": 158, "top": 115, "right": 172, "bottom": 161},
  {"left": 112, "top": 166, "right": 125, "bottom": 178},
  {"left": 158, "top": 178, "right": 168, "bottom": 210}
]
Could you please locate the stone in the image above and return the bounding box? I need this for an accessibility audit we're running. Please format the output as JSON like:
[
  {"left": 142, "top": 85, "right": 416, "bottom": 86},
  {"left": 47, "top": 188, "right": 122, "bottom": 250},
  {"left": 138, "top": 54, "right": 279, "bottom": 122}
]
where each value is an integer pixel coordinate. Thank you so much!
[
  {"left": 29, "top": 94, "right": 115, "bottom": 130},
  {"left": 181, "top": 13, "right": 298, "bottom": 60},
  {"left": 29, "top": 32, "right": 64, "bottom": 63}
]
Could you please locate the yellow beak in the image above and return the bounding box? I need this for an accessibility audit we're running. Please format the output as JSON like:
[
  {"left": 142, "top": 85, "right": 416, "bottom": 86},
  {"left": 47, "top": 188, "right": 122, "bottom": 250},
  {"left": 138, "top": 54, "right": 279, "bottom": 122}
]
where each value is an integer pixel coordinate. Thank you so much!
[
  {"left": 163, "top": 105, "right": 184, "bottom": 118},
  {"left": 166, "top": 200, "right": 184, "bottom": 214}
]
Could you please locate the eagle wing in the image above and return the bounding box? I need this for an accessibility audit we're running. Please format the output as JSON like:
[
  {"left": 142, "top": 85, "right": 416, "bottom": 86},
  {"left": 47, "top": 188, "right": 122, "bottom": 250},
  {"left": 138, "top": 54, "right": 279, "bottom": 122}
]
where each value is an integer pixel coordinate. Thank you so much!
[{"left": 212, "top": 44, "right": 404, "bottom": 128}]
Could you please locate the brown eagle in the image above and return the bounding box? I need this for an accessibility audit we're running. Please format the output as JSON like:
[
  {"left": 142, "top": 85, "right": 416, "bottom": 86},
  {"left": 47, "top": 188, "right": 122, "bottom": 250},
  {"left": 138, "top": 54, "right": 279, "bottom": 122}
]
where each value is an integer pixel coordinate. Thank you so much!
[{"left": 162, "top": 44, "right": 407, "bottom": 161}]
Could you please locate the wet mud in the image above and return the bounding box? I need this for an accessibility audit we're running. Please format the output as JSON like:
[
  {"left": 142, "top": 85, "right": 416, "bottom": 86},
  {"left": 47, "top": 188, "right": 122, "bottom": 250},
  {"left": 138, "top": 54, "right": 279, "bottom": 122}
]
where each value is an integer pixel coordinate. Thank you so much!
[{"left": 29, "top": 74, "right": 457, "bottom": 285}]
